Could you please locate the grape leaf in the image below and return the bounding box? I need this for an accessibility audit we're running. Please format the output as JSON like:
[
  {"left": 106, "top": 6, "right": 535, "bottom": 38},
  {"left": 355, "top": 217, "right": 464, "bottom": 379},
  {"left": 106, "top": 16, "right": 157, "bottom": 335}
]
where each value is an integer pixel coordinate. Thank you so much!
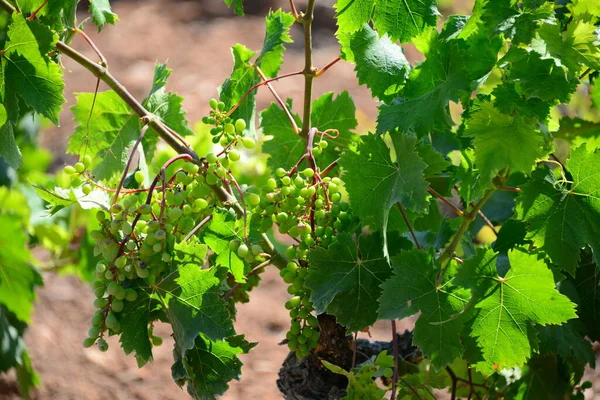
[
  {"left": 0, "top": 123, "right": 21, "bottom": 169},
  {"left": 0, "top": 307, "right": 26, "bottom": 372},
  {"left": 202, "top": 210, "right": 247, "bottom": 282},
  {"left": 568, "top": 0, "right": 600, "bottom": 18},
  {"left": 15, "top": 350, "right": 39, "bottom": 399},
  {"left": 119, "top": 289, "right": 159, "bottom": 368},
  {"left": 340, "top": 134, "right": 429, "bottom": 239},
  {"left": 262, "top": 91, "right": 357, "bottom": 172},
  {"left": 157, "top": 239, "right": 234, "bottom": 354},
  {"left": 339, "top": 24, "right": 410, "bottom": 103},
  {"left": 378, "top": 250, "right": 471, "bottom": 369},
  {"left": 565, "top": 261, "right": 600, "bottom": 341},
  {"left": 334, "top": 0, "right": 439, "bottom": 43},
  {"left": 218, "top": 44, "right": 258, "bottom": 136},
  {"left": 463, "top": 100, "right": 548, "bottom": 187},
  {"left": 255, "top": 10, "right": 295, "bottom": 78},
  {"left": 89, "top": 0, "right": 118, "bottom": 31},
  {"left": 306, "top": 233, "right": 406, "bottom": 331},
  {"left": 537, "top": 322, "right": 595, "bottom": 366},
  {"left": 0, "top": 215, "right": 42, "bottom": 324},
  {"left": 515, "top": 147, "right": 600, "bottom": 274},
  {"left": 496, "top": 2, "right": 554, "bottom": 45},
  {"left": 2, "top": 14, "right": 65, "bottom": 125},
  {"left": 377, "top": 25, "right": 499, "bottom": 136},
  {"left": 456, "top": 248, "right": 576, "bottom": 375},
  {"left": 68, "top": 91, "right": 141, "bottom": 180},
  {"left": 224, "top": 0, "right": 244, "bottom": 16},
  {"left": 372, "top": 0, "right": 439, "bottom": 43},
  {"left": 142, "top": 62, "right": 193, "bottom": 160},
  {"left": 181, "top": 334, "right": 245, "bottom": 399}
]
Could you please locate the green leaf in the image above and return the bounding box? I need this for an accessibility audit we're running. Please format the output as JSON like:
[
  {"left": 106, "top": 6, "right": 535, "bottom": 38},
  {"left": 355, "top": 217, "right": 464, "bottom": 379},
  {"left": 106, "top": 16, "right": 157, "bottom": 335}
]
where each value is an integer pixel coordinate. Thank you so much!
[
  {"left": 305, "top": 233, "right": 403, "bottom": 331},
  {"left": 340, "top": 134, "right": 429, "bottom": 238},
  {"left": 2, "top": 14, "right": 65, "bottom": 125},
  {"left": 0, "top": 215, "right": 42, "bottom": 324},
  {"left": 568, "top": 0, "right": 600, "bottom": 18},
  {"left": 339, "top": 24, "right": 410, "bottom": 103},
  {"left": 537, "top": 322, "right": 595, "bottom": 367},
  {"left": 119, "top": 289, "right": 158, "bottom": 368},
  {"left": 566, "top": 261, "right": 600, "bottom": 341},
  {"left": 255, "top": 10, "right": 295, "bottom": 78},
  {"left": 515, "top": 147, "right": 600, "bottom": 273},
  {"left": 15, "top": 350, "right": 39, "bottom": 399},
  {"left": 456, "top": 248, "right": 576, "bottom": 375},
  {"left": 33, "top": 184, "right": 110, "bottom": 215},
  {"left": 377, "top": 26, "right": 500, "bottom": 135},
  {"left": 372, "top": 0, "right": 439, "bottom": 43},
  {"left": 463, "top": 100, "right": 548, "bottom": 187},
  {"left": 68, "top": 91, "right": 141, "bottom": 180},
  {"left": 218, "top": 44, "right": 258, "bottom": 136},
  {"left": 496, "top": 2, "right": 554, "bottom": 45},
  {"left": 0, "top": 123, "right": 21, "bottom": 169},
  {"left": 224, "top": 0, "right": 244, "bottom": 16},
  {"left": 417, "top": 143, "right": 450, "bottom": 178},
  {"left": 203, "top": 210, "right": 247, "bottom": 282},
  {"left": 89, "top": 0, "right": 118, "bottom": 31},
  {"left": 0, "top": 307, "right": 26, "bottom": 372},
  {"left": 262, "top": 91, "right": 357, "bottom": 172},
  {"left": 334, "top": 0, "right": 438, "bottom": 43},
  {"left": 181, "top": 334, "right": 245, "bottom": 399},
  {"left": 379, "top": 250, "right": 471, "bottom": 369}
]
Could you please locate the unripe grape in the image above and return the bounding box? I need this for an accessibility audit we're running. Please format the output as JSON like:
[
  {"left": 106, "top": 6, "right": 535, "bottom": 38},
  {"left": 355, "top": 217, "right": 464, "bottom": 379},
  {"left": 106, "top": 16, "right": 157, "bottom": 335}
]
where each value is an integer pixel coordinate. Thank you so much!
[
  {"left": 302, "top": 168, "right": 314, "bottom": 178},
  {"left": 107, "top": 282, "right": 120, "bottom": 296},
  {"left": 152, "top": 335, "right": 163, "bottom": 346},
  {"left": 285, "top": 246, "right": 297, "bottom": 259},
  {"left": 237, "top": 243, "right": 249, "bottom": 258},
  {"left": 251, "top": 244, "right": 262, "bottom": 255},
  {"left": 224, "top": 123, "right": 235, "bottom": 134},
  {"left": 93, "top": 298, "right": 108, "bottom": 309},
  {"left": 104, "top": 270, "right": 114, "bottom": 280},
  {"left": 276, "top": 212, "right": 288, "bottom": 224},
  {"left": 246, "top": 193, "right": 260, "bottom": 207},
  {"left": 281, "top": 176, "right": 291, "bottom": 185},
  {"left": 125, "top": 289, "right": 138, "bottom": 302},
  {"left": 242, "top": 137, "right": 255, "bottom": 149},
  {"left": 235, "top": 118, "right": 247, "bottom": 132},
  {"left": 283, "top": 271, "right": 297, "bottom": 284},
  {"left": 94, "top": 286, "right": 105, "bottom": 298},
  {"left": 168, "top": 207, "right": 183, "bottom": 221},
  {"left": 115, "top": 256, "right": 127, "bottom": 269},
  {"left": 218, "top": 101, "right": 226, "bottom": 110},
  {"left": 111, "top": 299, "right": 124, "bottom": 312},
  {"left": 64, "top": 165, "right": 76, "bottom": 175},
  {"left": 330, "top": 192, "right": 342, "bottom": 203},
  {"left": 153, "top": 243, "right": 163, "bottom": 253},
  {"left": 97, "top": 338, "right": 109, "bottom": 352},
  {"left": 206, "top": 153, "right": 218, "bottom": 164},
  {"left": 82, "top": 184, "right": 92, "bottom": 195},
  {"left": 88, "top": 327, "right": 100, "bottom": 338},
  {"left": 307, "top": 315, "right": 319, "bottom": 328},
  {"left": 74, "top": 162, "right": 85, "bottom": 173},
  {"left": 228, "top": 149, "right": 241, "bottom": 162},
  {"left": 91, "top": 312, "right": 103, "bottom": 327},
  {"left": 209, "top": 99, "right": 219, "bottom": 110},
  {"left": 83, "top": 337, "right": 96, "bottom": 348},
  {"left": 162, "top": 253, "right": 171, "bottom": 263},
  {"left": 105, "top": 312, "right": 118, "bottom": 329},
  {"left": 70, "top": 177, "right": 82, "bottom": 187}
]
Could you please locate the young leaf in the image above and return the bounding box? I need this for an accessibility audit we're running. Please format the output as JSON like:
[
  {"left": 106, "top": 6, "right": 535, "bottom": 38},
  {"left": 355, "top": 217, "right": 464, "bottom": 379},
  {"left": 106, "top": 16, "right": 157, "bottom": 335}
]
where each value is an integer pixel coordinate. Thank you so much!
[
  {"left": 255, "top": 10, "right": 295, "bottom": 78},
  {"left": 202, "top": 210, "right": 247, "bottom": 282},
  {"left": 340, "top": 134, "right": 429, "bottom": 237},
  {"left": 515, "top": 147, "right": 600, "bottom": 274},
  {"left": 68, "top": 91, "right": 141, "bottom": 180},
  {"left": 224, "top": 0, "right": 244, "bottom": 16},
  {"left": 379, "top": 250, "right": 471, "bottom": 369},
  {"left": 456, "top": 248, "right": 577, "bottom": 375},
  {"left": 463, "top": 100, "right": 547, "bottom": 187},
  {"left": 306, "top": 233, "right": 405, "bottom": 331},
  {"left": 0, "top": 215, "right": 42, "bottom": 324},
  {"left": 89, "top": 0, "right": 118, "bottom": 31},
  {"left": 2, "top": 14, "right": 65, "bottom": 125},
  {"left": 334, "top": 0, "right": 375, "bottom": 34}
]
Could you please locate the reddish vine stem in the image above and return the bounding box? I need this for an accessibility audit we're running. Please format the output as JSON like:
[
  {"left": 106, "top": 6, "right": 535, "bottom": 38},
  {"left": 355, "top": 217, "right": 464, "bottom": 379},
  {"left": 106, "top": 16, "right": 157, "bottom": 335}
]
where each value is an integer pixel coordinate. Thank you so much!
[
  {"left": 391, "top": 320, "right": 399, "bottom": 400},
  {"left": 497, "top": 186, "right": 522, "bottom": 193},
  {"left": 162, "top": 122, "right": 192, "bottom": 149},
  {"left": 113, "top": 122, "right": 150, "bottom": 205},
  {"left": 289, "top": 0, "right": 300, "bottom": 20},
  {"left": 579, "top": 67, "right": 592, "bottom": 80},
  {"left": 256, "top": 65, "right": 299, "bottom": 134},
  {"left": 75, "top": 28, "right": 107, "bottom": 66},
  {"left": 477, "top": 210, "right": 498, "bottom": 236},
  {"left": 26, "top": 0, "right": 46, "bottom": 21},
  {"left": 396, "top": 202, "right": 422, "bottom": 251},
  {"left": 315, "top": 57, "right": 341, "bottom": 77},
  {"left": 320, "top": 158, "right": 339, "bottom": 177},
  {"left": 351, "top": 331, "right": 358, "bottom": 369},
  {"left": 182, "top": 214, "right": 213, "bottom": 242},
  {"left": 427, "top": 187, "right": 463, "bottom": 217}
]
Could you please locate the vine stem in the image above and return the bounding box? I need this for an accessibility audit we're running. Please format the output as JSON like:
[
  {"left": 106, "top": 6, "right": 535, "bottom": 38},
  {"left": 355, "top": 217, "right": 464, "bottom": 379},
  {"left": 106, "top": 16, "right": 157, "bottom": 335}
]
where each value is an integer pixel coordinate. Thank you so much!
[
  {"left": 391, "top": 320, "right": 399, "bottom": 400},
  {"left": 300, "top": 0, "right": 317, "bottom": 138},
  {"left": 26, "top": 0, "right": 46, "bottom": 21},
  {"left": 182, "top": 214, "right": 213, "bottom": 242},
  {"left": 75, "top": 28, "right": 107, "bottom": 66},
  {"left": 446, "top": 366, "right": 458, "bottom": 400},
  {"left": 427, "top": 187, "right": 463, "bottom": 217},
  {"left": 255, "top": 66, "right": 299, "bottom": 133},
  {"left": 396, "top": 202, "right": 421, "bottom": 250}
]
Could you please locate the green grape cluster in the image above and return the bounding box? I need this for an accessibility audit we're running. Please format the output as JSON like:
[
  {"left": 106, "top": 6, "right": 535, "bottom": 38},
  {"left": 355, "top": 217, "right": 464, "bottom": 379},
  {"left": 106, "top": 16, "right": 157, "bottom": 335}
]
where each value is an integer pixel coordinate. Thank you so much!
[
  {"left": 83, "top": 154, "right": 246, "bottom": 351},
  {"left": 281, "top": 261, "right": 320, "bottom": 359},
  {"left": 202, "top": 98, "right": 256, "bottom": 151},
  {"left": 249, "top": 167, "right": 356, "bottom": 255},
  {"left": 63, "top": 154, "right": 94, "bottom": 193}
]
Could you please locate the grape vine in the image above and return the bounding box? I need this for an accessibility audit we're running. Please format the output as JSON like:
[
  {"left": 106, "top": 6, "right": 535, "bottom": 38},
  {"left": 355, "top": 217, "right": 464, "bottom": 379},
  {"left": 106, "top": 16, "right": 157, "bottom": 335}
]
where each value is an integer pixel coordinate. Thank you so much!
[{"left": 2, "top": 0, "right": 600, "bottom": 399}]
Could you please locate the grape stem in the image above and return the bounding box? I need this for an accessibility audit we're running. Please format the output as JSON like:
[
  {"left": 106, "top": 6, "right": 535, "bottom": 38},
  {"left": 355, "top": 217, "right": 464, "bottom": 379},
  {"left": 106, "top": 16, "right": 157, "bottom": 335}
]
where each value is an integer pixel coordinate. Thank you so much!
[
  {"left": 182, "top": 214, "right": 213, "bottom": 242},
  {"left": 427, "top": 187, "right": 463, "bottom": 217},
  {"left": 226, "top": 171, "right": 248, "bottom": 239},
  {"left": 75, "top": 28, "right": 107, "bottom": 67},
  {"left": 26, "top": 0, "right": 46, "bottom": 21},
  {"left": 396, "top": 203, "right": 422, "bottom": 251},
  {"left": 300, "top": 0, "right": 317, "bottom": 138},
  {"left": 255, "top": 65, "right": 299, "bottom": 134},
  {"left": 113, "top": 121, "right": 150, "bottom": 206}
]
